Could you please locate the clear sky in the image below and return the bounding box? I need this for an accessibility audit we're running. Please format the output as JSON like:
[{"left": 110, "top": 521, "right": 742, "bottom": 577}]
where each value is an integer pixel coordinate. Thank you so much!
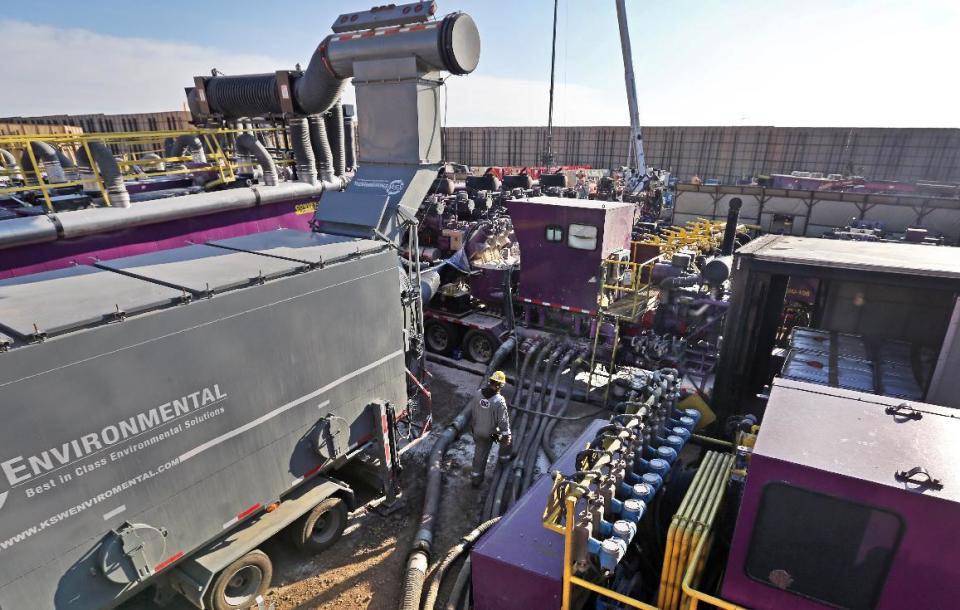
[{"left": 1, "top": 0, "right": 957, "bottom": 127}]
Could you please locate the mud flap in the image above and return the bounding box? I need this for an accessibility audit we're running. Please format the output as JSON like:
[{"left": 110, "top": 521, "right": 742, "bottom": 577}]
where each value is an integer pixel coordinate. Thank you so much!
[{"left": 372, "top": 401, "right": 403, "bottom": 510}]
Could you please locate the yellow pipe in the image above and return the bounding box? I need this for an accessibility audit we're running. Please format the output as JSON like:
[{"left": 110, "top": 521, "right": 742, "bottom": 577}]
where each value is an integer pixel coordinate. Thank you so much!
[
  {"left": 571, "top": 576, "right": 661, "bottom": 610},
  {"left": 677, "top": 455, "right": 728, "bottom": 610},
  {"left": 691, "top": 434, "right": 734, "bottom": 449},
  {"left": 562, "top": 496, "right": 574, "bottom": 610},
  {"left": 678, "top": 454, "right": 733, "bottom": 610},
  {"left": 659, "top": 452, "right": 714, "bottom": 607},
  {"left": 665, "top": 451, "right": 718, "bottom": 610},
  {"left": 681, "top": 532, "right": 747, "bottom": 610},
  {"left": 665, "top": 452, "right": 720, "bottom": 610},
  {"left": 659, "top": 518, "right": 681, "bottom": 607}
]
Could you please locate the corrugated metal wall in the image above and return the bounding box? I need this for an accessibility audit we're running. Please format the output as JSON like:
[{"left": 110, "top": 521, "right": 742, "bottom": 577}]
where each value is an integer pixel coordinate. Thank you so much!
[{"left": 443, "top": 126, "right": 960, "bottom": 183}]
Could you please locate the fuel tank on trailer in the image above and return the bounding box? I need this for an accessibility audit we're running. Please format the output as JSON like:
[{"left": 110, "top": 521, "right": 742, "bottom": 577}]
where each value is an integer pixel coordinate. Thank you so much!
[{"left": 0, "top": 229, "right": 406, "bottom": 609}]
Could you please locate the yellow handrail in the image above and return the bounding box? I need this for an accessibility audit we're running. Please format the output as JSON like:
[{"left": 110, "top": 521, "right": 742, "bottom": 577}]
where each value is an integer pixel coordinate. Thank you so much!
[
  {"left": 681, "top": 533, "right": 748, "bottom": 610},
  {"left": 548, "top": 456, "right": 748, "bottom": 610},
  {"left": 0, "top": 127, "right": 290, "bottom": 211}
]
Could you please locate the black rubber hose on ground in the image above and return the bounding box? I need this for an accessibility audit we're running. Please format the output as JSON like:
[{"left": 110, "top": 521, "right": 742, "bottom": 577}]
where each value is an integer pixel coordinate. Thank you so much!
[
  {"left": 445, "top": 556, "right": 471, "bottom": 610},
  {"left": 481, "top": 340, "right": 542, "bottom": 520},
  {"left": 490, "top": 342, "right": 553, "bottom": 518},
  {"left": 511, "top": 341, "right": 556, "bottom": 458},
  {"left": 520, "top": 348, "right": 576, "bottom": 494},
  {"left": 500, "top": 342, "right": 558, "bottom": 512},
  {"left": 542, "top": 353, "right": 588, "bottom": 464},
  {"left": 399, "top": 338, "right": 516, "bottom": 610},
  {"left": 422, "top": 518, "right": 499, "bottom": 610},
  {"left": 423, "top": 353, "right": 591, "bottom": 404},
  {"left": 511, "top": 346, "right": 567, "bottom": 499}
]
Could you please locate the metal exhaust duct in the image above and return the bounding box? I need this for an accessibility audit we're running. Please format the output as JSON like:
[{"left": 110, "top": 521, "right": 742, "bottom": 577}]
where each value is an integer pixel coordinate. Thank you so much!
[
  {"left": 234, "top": 133, "right": 278, "bottom": 186},
  {"left": 721, "top": 197, "right": 742, "bottom": 255},
  {"left": 77, "top": 141, "right": 131, "bottom": 208}
]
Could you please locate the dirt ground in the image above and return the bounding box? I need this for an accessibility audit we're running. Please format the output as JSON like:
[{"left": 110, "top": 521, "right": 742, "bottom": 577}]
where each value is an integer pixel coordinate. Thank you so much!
[{"left": 126, "top": 362, "right": 598, "bottom": 610}]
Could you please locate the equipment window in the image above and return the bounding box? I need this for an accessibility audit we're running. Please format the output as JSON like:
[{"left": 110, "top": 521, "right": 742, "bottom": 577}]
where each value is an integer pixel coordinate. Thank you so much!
[
  {"left": 745, "top": 482, "right": 902, "bottom": 610},
  {"left": 545, "top": 225, "right": 564, "bottom": 242},
  {"left": 567, "top": 223, "right": 598, "bottom": 250}
]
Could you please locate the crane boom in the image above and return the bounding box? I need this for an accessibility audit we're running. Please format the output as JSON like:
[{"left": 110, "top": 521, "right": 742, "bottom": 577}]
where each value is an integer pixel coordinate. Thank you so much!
[{"left": 615, "top": 0, "right": 645, "bottom": 173}]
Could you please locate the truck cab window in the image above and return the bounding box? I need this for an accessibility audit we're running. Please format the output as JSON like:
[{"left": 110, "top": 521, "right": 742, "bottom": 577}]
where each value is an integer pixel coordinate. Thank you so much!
[
  {"left": 745, "top": 482, "right": 902, "bottom": 610},
  {"left": 567, "top": 223, "right": 598, "bottom": 250},
  {"left": 545, "top": 225, "right": 564, "bottom": 242}
]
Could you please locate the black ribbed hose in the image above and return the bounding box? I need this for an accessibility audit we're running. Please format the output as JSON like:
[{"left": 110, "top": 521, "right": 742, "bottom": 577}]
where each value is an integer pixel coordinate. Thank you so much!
[
  {"left": 288, "top": 117, "right": 318, "bottom": 185},
  {"left": 512, "top": 341, "right": 557, "bottom": 458},
  {"left": 0, "top": 148, "right": 21, "bottom": 181},
  {"left": 77, "top": 141, "right": 130, "bottom": 208},
  {"left": 235, "top": 134, "right": 278, "bottom": 186},
  {"left": 308, "top": 114, "right": 335, "bottom": 183},
  {"left": 343, "top": 105, "right": 357, "bottom": 171},
  {"left": 325, "top": 101, "right": 346, "bottom": 176},
  {"left": 198, "top": 42, "right": 346, "bottom": 119},
  {"left": 20, "top": 141, "right": 64, "bottom": 185}
]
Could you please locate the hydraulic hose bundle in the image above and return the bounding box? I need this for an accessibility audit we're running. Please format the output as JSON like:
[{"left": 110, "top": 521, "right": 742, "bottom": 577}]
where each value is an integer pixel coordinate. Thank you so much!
[
  {"left": 508, "top": 343, "right": 566, "bottom": 506},
  {"left": 486, "top": 340, "right": 555, "bottom": 518}
]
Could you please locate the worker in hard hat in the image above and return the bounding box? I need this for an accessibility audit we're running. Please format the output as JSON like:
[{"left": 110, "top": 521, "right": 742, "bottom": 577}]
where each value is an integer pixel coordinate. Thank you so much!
[{"left": 470, "top": 370, "right": 512, "bottom": 488}]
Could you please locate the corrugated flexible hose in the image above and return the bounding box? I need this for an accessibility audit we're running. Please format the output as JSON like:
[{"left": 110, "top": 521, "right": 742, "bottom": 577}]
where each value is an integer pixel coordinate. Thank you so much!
[
  {"left": 288, "top": 117, "right": 318, "bottom": 185},
  {"left": 308, "top": 114, "right": 335, "bottom": 183},
  {"left": 326, "top": 101, "right": 346, "bottom": 176},
  {"left": 421, "top": 518, "right": 500, "bottom": 610},
  {"left": 77, "top": 141, "right": 130, "bottom": 208}
]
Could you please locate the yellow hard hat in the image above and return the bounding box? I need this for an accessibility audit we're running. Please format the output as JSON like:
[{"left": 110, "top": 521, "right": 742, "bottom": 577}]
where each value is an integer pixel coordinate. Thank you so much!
[{"left": 489, "top": 371, "right": 507, "bottom": 385}]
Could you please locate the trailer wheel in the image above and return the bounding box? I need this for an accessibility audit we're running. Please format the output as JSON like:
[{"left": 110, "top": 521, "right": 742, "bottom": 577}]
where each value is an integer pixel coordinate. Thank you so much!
[
  {"left": 288, "top": 497, "right": 348, "bottom": 554},
  {"left": 425, "top": 320, "right": 457, "bottom": 355},
  {"left": 463, "top": 330, "right": 497, "bottom": 364},
  {"left": 205, "top": 549, "right": 272, "bottom": 610}
]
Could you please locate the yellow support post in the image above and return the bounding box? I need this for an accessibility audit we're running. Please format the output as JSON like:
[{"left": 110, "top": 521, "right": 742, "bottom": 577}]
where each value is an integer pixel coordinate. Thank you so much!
[
  {"left": 562, "top": 496, "right": 574, "bottom": 610},
  {"left": 23, "top": 140, "right": 53, "bottom": 212}
]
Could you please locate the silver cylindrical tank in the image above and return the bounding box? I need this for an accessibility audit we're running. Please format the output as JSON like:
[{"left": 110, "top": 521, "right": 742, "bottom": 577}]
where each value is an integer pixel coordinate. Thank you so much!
[{"left": 324, "top": 12, "right": 480, "bottom": 78}]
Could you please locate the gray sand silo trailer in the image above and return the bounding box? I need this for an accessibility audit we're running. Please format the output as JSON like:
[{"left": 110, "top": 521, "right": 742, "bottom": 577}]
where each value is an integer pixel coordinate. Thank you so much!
[{"left": 0, "top": 3, "right": 481, "bottom": 609}]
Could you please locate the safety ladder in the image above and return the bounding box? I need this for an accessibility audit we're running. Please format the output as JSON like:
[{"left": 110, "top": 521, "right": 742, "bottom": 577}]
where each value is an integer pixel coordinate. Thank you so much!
[{"left": 586, "top": 310, "right": 623, "bottom": 409}]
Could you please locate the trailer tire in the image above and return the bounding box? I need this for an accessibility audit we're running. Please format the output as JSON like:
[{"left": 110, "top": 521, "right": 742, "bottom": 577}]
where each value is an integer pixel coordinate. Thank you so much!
[
  {"left": 425, "top": 320, "right": 458, "bottom": 355},
  {"left": 463, "top": 330, "right": 497, "bottom": 364},
  {"left": 288, "top": 497, "right": 348, "bottom": 554},
  {"left": 204, "top": 549, "right": 272, "bottom": 610}
]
